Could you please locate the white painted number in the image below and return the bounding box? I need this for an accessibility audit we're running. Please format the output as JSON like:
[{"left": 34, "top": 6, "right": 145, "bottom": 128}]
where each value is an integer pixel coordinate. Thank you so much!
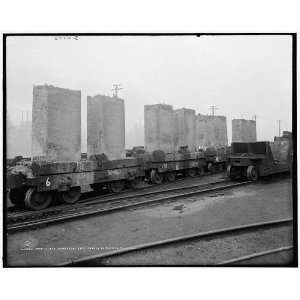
[{"left": 46, "top": 177, "right": 51, "bottom": 187}]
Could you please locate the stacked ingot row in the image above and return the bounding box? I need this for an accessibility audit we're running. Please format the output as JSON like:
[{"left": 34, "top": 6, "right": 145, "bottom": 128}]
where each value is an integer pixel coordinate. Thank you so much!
[
  {"left": 144, "top": 104, "right": 229, "bottom": 153},
  {"left": 196, "top": 114, "right": 228, "bottom": 149},
  {"left": 232, "top": 119, "right": 257, "bottom": 143},
  {"left": 174, "top": 108, "right": 196, "bottom": 152},
  {"left": 32, "top": 85, "right": 82, "bottom": 161},
  {"left": 144, "top": 104, "right": 175, "bottom": 153},
  {"left": 87, "top": 95, "right": 125, "bottom": 160},
  {"left": 31, "top": 84, "right": 257, "bottom": 162},
  {"left": 32, "top": 85, "right": 125, "bottom": 162}
]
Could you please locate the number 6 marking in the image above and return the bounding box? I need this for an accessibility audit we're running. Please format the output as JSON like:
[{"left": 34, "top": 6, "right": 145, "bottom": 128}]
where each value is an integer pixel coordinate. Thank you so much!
[{"left": 46, "top": 177, "right": 51, "bottom": 187}]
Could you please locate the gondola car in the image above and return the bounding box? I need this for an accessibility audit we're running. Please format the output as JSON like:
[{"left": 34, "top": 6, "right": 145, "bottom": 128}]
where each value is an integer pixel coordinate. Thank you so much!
[{"left": 227, "top": 132, "right": 292, "bottom": 181}]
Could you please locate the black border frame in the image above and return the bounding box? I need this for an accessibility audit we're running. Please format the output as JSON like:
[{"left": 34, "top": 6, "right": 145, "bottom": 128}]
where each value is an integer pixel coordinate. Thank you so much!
[{"left": 2, "top": 33, "right": 298, "bottom": 268}]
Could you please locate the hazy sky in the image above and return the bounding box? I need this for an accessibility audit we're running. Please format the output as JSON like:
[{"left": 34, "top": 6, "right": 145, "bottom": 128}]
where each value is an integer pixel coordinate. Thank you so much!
[{"left": 6, "top": 35, "right": 292, "bottom": 149}]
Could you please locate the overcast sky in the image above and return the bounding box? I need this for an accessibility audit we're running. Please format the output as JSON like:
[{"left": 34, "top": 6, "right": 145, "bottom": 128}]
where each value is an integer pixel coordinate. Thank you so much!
[{"left": 6, "top": 35, "right": 292, "bottom": 149}]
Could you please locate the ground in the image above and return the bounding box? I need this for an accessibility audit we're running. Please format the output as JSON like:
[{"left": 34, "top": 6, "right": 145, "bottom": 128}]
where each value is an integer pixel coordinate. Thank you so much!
[{"left": 6, "top": 175, "right": 293, "bottom": 266}]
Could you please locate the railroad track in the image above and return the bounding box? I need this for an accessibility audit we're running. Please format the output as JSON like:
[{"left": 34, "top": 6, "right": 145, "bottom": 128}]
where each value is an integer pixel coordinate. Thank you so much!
[
  {"left": 7, "top": 179, "right": 252, "bottom": 233},
  {"left": 7, "top": 177, "right": 228, "bottom": 223},
  {"left": 7, "top": 171, "right": 227, "bottom": 214},
  {"left": 7, "top": 173, "right": 227, "bottom": 219},
  {"left": 60, "top": 218, "right": 293, "bottom": 266},
  {"left": 217, "top": 246, "right": 293, "bottom": 265}
]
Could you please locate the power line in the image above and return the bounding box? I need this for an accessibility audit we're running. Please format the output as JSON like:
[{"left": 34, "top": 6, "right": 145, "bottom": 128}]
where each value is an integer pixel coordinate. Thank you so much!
[{"left": 112, "top": 84, "right": 123, "bottom": 98}]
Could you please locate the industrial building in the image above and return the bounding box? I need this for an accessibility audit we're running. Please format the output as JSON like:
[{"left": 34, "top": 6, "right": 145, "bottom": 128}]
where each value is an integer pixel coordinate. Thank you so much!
[
  {"left": 7, "top": 117, "right": 31, "bottom": 158},
  {"left": 87, "top": 94, "right": 125, "bottom": 160},
  {"left": 232, "top": 119, "right": 257, "bottom": 142},
  {"left": 32, "top": 85, "right": 81, "bottom": 161}
]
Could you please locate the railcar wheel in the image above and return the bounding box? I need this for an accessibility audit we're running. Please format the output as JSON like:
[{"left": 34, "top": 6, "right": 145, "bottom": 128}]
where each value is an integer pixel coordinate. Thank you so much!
[
  {"left": 109, "top": 181, "right": 125, "bottom": 193},
  {"left": 186, "top": 168, "right": 197, "bottom": 177},
  {"left": 60, "top": 187, "right": 81, "bottom": 204},
  {"left": 247, "top": 165, "right": 259, "bottom": 181},
  {"left": 150, "top": 169, "right": 163, "bottom": 184},
  {"left": 24, "top": 188, "right": 52, "bottom": 210},
  {"left": 165, "top": 172, "right": 176, "bottom": 182},
  {"left": 227, "top": 165, "right": 236, "bottom": 180},
  {"left": 9, "top": 188, "right": 26, "bottom": 208},
  {"left": 128, "top": 178, "right": 142, "bottom": 189},
  {"left": 197, "top": 167, "right": 205, "bottom": 176},
  {"left": 207, "top": 162, "right": 216, "bottom": 173}
]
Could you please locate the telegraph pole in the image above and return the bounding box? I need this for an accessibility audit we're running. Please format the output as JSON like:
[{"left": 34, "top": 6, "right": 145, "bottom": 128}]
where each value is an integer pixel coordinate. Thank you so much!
[
  {"left": 278, "top": 120, "right": 282, "bottom": 137},
  {"left": 209, "top": 105, "right": 218, "bottom": 116},
  {"left": 112, "top": 84, "right": 123, "bottom": 98}
]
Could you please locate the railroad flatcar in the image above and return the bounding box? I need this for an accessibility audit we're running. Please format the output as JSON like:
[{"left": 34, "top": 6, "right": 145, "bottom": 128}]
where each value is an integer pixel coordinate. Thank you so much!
[
  {"left": 227, "top": 132, "right": 292, "bottom": 181},
  {"left": 7, "top": 146, "right": 226, "bottom": 211},
  {"left": 203, "top": 146, "right": 230, "bottom": 172},
  {"left": 144, "top": 148, "right": 207, "bottom": 184}
]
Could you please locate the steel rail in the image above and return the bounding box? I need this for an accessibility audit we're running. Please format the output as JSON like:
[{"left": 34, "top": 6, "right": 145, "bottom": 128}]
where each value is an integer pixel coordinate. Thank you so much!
[
  {"left": 7, "top": 177, "right": 229, "bottom": 222},
  {"left": 217, "top": 245, "right": 293, "bottom": 265},
  {"left": 59, "top": 218, "right": 293, "bottom": 266},
  {"left": 7, "top": 180, "right": 252, "bottom": 233}
]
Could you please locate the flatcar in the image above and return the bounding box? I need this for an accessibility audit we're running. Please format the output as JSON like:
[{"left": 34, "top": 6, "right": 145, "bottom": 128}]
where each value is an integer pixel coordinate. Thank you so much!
[
  {"left": 203, "top": 146, "right": 230, "bottom": 172},
  {"left": 7, "top": 146, "right": 226, "bottom": 211},
  {"left": 227, "top": 132, "right": 292, "bottom": 181}
]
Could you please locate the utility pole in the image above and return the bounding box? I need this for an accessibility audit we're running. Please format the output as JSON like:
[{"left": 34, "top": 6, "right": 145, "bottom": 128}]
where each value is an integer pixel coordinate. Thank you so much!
[
  {"left": 112, "top": 84, "right": 123, "bottom": 98},
  {"left": 278, "top": 120, "right": 282, "bottom": 137},
  {"left": 252, "top": 115, "right": 258, "bottom": 122},
  {"left": 209, "top": 105, "right": 218, "bottom": 116}
]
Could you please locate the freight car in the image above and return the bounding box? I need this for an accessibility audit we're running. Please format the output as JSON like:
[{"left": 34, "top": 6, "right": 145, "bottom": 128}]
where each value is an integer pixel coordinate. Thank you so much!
[
  {"left": 7, "top": 146, "right": 226, "bottom": 211},
  {"left": 203, "top": 146, "right": 230, "bottom": 172},
  {"left": 227, "top": 132, "right": 292, "bottom": 181},
  {"left": 144, "top": 148, "right": 207, "bottom": 184},
  {"left": 7, "top": 155, "right": 144, "bottom": 210}
]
